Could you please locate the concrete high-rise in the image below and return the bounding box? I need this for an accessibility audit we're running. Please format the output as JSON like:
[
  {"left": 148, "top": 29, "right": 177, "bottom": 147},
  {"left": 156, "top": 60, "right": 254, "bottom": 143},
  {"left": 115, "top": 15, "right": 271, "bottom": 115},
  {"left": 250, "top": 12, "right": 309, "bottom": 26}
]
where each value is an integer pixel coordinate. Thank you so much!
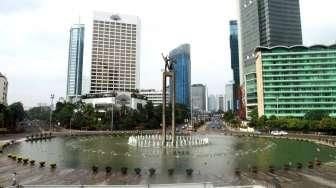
[
  {"left": 208, "top": 95, "right": 217, "bottom": 112},
  {"left": 0, "top": 73, "right": 8, "bottom": 105},
  {"left": 191, "top": 84, "right": 207, "bottom": 112},
  {"left": 66, "top": 24, "right": 84, "bottom": 102},
  {"left": 90, "top": 12, "right": 140, "bottom": 94},
  {"left": 229, "top": 20, "right": 240, "bottom": 112},
  {"left": 218, "top": 95, "right": 224, "bottom": 112},
  {"left": 169, "top": 44, "right": 191, "bottom": 107}
]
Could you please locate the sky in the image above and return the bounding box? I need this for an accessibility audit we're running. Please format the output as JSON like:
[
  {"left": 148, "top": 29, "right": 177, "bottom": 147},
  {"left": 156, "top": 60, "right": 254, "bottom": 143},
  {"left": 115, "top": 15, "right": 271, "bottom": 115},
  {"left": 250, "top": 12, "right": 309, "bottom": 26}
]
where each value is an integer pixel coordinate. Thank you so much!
[{"left": 1, "top": 0, "right": 336, "bottom": 108}]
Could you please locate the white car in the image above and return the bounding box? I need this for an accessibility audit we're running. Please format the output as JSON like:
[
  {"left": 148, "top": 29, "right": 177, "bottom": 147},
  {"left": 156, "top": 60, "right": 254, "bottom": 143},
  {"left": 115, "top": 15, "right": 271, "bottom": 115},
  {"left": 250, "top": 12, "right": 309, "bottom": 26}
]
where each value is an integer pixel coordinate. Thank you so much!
[
  {"left": 271, "top": 130, "right": 288, "bottom": 136},
  {"left": 279, "top": 130, "right": 288, "bottom": 135}
]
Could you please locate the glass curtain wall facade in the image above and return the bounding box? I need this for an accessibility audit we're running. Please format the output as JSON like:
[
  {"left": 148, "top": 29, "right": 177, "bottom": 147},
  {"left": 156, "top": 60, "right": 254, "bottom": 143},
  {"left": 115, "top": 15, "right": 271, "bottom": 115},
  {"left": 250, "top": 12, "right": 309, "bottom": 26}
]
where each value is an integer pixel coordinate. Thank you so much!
[
  {"left": 239, "top": 0, "right": 302, "bottom": 66},
  {"left": 169, "top": 44, "right": 191, "bottom": 107},
  {"left": 251, "top": 45, "right": 336, "bottom": 117},
  {"left": 239, "top": 0, "right": 302, "bottom": 117},
  {"left": 230, "top": 20, "right": 240, "bottom": 112},
  {"left": 66, "top": 24, "right": 85, "bottom": 101}
]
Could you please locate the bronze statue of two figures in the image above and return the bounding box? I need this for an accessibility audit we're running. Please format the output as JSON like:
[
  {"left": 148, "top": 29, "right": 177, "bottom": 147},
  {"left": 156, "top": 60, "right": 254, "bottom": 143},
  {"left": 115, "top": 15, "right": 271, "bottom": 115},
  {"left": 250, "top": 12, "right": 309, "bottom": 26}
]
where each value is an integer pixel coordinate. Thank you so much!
[
  {"left": 162, "top": 53, "right": 175, "bottom": 72},
  {"left": 161, "top": 53, "right": 176, "bottom": 147}
]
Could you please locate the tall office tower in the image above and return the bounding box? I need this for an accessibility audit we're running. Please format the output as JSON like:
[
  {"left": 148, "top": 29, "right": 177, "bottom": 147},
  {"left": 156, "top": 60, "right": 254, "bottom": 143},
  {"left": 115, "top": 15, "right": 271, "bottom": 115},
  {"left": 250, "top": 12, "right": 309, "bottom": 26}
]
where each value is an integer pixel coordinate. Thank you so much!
[
  {"left": 90, "top": 12, "right": 140, "bottom": 94},
  {"left": 225, "top": 81, "right": 234, "bottom": 112},
  {"left": 0, "top": 72, "right": 8, "bottom": 105},
  {"left": 66, "top": 24, "right": 85, "bottom": 101},
  {"left": 191, "top": 84, "right": 207, "bottom": 112},
  {"left": 217, "top": 95, "right": 224, "bottom": 112},
  {"left": 238, "top": 0, "right": 302, "bottom": 117},
  {"left": 169, "top": 44, "right": 191, "bottom": 107},
  {"left": 229, "top": 20, "right": 240, "bottom": 112},
  {"left": 239, "top": 0, "right": 302, "bottom": 65},
  {"left": 208, "top": 95, "right": 217, "bottom": 112}
]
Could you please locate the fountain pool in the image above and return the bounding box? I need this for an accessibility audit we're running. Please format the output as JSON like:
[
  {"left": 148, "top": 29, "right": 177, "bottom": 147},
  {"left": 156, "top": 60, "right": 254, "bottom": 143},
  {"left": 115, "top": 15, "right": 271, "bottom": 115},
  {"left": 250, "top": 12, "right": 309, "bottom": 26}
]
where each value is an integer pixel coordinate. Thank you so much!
[{"left": 5, "top": 134, "right": 336, "bottom": 183}]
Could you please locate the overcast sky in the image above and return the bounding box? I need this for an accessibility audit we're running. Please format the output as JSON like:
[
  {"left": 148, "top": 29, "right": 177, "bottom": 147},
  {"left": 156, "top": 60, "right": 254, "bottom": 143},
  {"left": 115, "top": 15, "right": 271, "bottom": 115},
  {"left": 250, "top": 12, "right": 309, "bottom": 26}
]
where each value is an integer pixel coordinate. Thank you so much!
[{"left": 1, "top": 0, "right": 336, "bottom": 108}]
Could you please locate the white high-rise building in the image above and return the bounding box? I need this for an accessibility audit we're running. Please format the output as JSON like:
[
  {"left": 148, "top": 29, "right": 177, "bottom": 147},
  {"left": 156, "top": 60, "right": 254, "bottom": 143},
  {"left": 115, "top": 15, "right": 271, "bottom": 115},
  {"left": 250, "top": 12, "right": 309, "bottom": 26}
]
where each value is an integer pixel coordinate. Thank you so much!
[
  {"left": 0, "top": 72, "right": 8, "bottom": 105},
  {"left": 217, "top": 94, "right": 224, "bottom": 111},
  {"left": 90, "top": 11, "right": 141, "bottom": 94}
]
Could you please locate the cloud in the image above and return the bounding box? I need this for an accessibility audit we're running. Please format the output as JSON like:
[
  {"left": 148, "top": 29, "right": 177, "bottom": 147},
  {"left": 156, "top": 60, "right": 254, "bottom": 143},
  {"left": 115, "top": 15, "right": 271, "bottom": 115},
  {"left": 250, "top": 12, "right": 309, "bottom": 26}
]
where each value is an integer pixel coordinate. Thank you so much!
[{"left": 0, "top": 0, "right": 42, "bottom": 15}]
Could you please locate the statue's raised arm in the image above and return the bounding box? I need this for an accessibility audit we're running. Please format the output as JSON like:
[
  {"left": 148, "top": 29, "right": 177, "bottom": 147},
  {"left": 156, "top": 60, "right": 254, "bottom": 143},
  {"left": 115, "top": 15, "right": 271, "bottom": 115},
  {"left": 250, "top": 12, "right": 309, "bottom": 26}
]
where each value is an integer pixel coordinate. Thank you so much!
[{"left": 161, "top": 53, "right": 175, "bottom": 72}]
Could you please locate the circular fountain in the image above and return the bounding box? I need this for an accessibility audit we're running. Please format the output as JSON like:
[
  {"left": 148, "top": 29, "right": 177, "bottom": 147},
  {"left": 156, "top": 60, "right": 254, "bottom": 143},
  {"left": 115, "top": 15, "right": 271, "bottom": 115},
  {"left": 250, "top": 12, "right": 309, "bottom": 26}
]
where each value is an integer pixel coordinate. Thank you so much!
[{"left": 128, "top": 134, "right": 209, "bottom": 148}]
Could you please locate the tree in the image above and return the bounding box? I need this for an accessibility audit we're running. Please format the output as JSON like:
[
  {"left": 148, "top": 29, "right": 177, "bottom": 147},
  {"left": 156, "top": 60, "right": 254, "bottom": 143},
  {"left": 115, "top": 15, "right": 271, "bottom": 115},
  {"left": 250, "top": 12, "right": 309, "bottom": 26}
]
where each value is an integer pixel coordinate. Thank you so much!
[
  {"left": 304, "top": 110, "right": 329, "bottom": 121},
  {"left": 248, "top": 108, "right": 258, "bottom": 127},
  {"left": 319, "top": 117, "right": 336, "bottom": 132},
  {"left": 175, "top": 104, "right": 188, "bottom": 124},
  {"left": 223, "top": 111, "right": 235, "bottom": 123},
  {"left": 26, "top": 106, "right": 50, "bottom": 121},
  {"left": 257, "top": 115, "right": 268, "bottom": 128},
  {"left": 0, "top": 104, "right": 9, "bottom": 128},
  {"left": 72, "top": 104, "right": 97, "bottom": 129},
  {"left": 54, "top": 103, "right": 74, "bottom": 128},
  {"left": 144, "top": 101, "right": 154, "bottom": 121},
  {"left": 7, "top": 102, "right": 25, "bottom": 130}
]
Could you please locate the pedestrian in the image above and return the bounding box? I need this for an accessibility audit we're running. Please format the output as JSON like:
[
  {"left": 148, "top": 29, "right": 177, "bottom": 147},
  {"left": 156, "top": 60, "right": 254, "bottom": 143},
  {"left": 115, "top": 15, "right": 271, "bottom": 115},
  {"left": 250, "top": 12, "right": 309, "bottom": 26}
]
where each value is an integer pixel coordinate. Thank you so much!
[{"left": 11, "top": 172, "right": 17, "bottom": 186}]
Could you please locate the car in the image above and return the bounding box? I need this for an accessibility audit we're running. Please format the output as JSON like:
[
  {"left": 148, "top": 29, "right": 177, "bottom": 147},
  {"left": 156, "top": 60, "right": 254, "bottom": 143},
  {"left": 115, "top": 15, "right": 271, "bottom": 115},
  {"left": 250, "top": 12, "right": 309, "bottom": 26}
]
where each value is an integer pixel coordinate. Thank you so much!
[
  {"left": 254, "top": 130, "right": 262, "bottom": 135},
  {"left": 279, "top": 130, "right": 288, "bottom": 135},
  {"left": 271, "top": 130, "right": 288, "bottom": 136},
  {"left": 271, "top": 131, "right": 280, "bottom": 136}
]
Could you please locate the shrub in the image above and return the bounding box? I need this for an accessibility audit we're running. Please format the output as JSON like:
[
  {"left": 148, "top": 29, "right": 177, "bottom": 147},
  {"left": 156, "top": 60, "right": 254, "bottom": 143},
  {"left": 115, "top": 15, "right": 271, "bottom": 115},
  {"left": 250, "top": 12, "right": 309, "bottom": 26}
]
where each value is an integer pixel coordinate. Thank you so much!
[
  {"left": 50, "top": 163, "right": 57, "bottom": 169},
  {"left": 296, "top": 162, "right": 303, "bottom": 169},
  {"left": 121, "top": 167, "right": 128, "bottom": 175},
  {"left": 134, "top": 168, "right": 141, "bottom": 175},
  {"left": 39, "top": 161, "right": 46, "bottom": 167},
  {"left": 316, "top": 160, "right": 322, "bottom": 166},
  {"left": 105, "top": 166, "right": 112, "bottom": 174},
  {"left": 23, "top": 158, "right": 29, "bottom": 164},
  {"left": 92, "top": 165, "right": 98, "bottom": 173},
  {"left": 252, "top": 166, "right": 258, "bottom": 173},
  {"left": 168, "top": 168, "right": 174, "bottom": 176},
  {"left": 148, "top": 168, "right": 156, "bottom": 176},
  {"left": 17, "top": 157, "right": 23, "bottom": 163},
  {"left": 235, "top": 168, "right": 241, "bottom": 176},
  {"left": 186, "top": 168, "right": 193, "bottom": 176},
  {"left": 308, "top": 161, "right": 314, "bottom": 169}
]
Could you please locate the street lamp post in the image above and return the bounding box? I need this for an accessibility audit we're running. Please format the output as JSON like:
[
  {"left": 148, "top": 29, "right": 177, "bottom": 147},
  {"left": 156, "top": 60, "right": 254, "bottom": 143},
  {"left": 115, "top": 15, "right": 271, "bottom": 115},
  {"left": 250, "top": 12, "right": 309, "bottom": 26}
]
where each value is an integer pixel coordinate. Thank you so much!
[{"left": 49, "top": 94, "right": 54, "bottom": 132}]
